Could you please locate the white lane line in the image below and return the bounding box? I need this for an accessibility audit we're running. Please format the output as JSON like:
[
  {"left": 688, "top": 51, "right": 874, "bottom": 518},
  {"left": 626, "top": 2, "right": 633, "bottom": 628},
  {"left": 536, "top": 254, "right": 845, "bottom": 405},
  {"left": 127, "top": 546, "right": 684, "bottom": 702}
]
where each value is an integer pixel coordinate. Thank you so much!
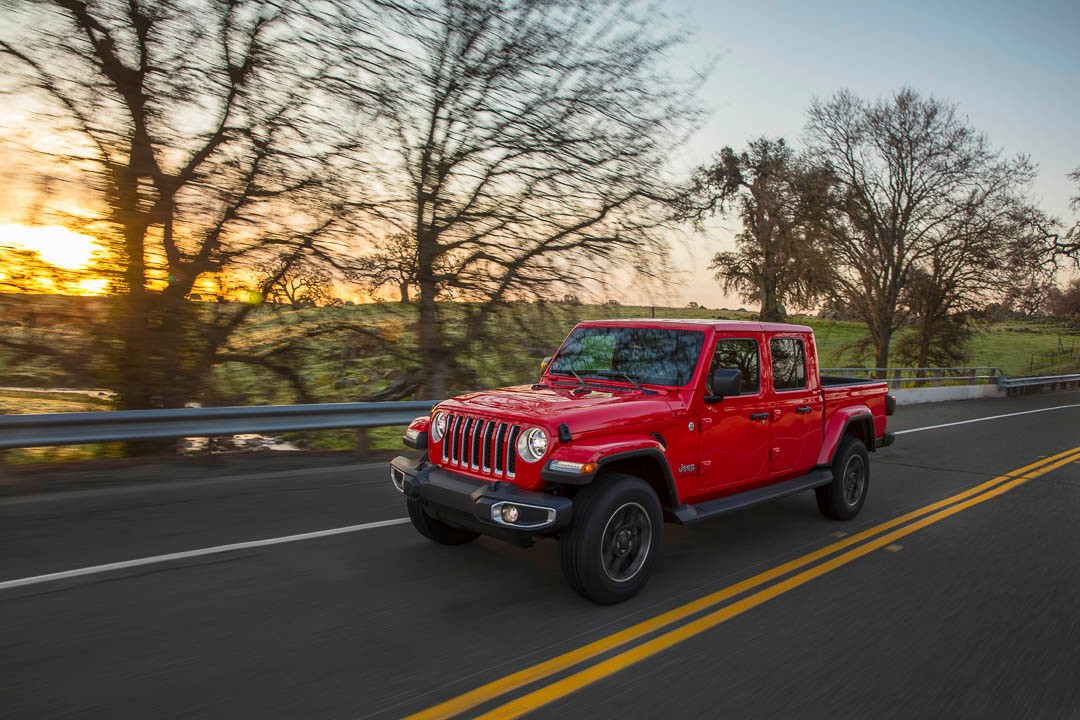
[
  {"left": 0, "top": 517, "right": 409, "bottom": 591},
  {"left": 896, "top": 403, "right": 1080, "bottom": 435}
]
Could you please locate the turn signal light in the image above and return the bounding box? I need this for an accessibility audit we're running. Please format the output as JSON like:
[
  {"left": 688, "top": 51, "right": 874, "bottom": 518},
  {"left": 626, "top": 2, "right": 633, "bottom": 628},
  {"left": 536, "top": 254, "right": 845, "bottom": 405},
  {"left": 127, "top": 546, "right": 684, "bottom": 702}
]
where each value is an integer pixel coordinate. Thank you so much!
[{"left": 549, "top": 460, "right": 597, "bottom": 475}]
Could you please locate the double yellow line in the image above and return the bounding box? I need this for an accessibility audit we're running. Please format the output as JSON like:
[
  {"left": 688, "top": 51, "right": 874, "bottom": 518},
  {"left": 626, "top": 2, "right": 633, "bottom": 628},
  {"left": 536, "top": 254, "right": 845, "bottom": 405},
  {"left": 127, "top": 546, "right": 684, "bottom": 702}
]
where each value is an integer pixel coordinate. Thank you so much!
[{"left": 407, "top": 445, "right": 1080, "bottom": 720}]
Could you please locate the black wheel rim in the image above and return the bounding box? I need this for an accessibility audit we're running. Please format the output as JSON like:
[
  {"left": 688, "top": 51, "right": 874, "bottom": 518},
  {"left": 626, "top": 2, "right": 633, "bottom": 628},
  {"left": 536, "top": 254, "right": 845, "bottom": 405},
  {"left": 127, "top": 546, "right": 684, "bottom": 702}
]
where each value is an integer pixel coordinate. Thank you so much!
[
  {"left": 843, "top": 454, "right": 866, "bottom": 507},
  {"left": 601, "top": 502, "right": 652, "bottom": 583}
]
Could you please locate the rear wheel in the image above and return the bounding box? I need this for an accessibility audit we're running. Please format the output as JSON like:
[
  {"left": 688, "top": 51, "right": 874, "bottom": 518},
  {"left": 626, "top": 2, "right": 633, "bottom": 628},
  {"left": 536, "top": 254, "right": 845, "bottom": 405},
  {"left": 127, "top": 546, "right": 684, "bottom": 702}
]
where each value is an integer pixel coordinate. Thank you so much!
[
  {"left": 560, "top": 473, "right": 662, "bottom": 604},
  {"left": 816, "top": 435, "right": 869, "bottom": 520},
  {"left": 407, "top": 498, "right": 480, "bottom": 545}
]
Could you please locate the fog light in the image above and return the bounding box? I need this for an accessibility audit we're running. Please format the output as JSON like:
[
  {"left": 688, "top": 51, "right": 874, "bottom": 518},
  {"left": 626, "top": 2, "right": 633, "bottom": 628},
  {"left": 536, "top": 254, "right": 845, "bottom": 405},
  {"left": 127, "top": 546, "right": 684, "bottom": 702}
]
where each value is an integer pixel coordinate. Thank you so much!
[{"left": 501, "top": 505, "right": 520, "bottom": 523}]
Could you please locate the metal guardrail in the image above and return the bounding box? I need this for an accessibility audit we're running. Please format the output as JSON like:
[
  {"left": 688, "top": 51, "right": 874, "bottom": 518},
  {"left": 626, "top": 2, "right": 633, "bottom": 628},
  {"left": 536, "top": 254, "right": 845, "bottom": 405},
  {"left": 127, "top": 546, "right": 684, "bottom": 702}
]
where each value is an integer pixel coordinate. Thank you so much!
[
  {"left": 0, "top": 401, "right": 436, "bottom": 450},
  {"left": 821, "top": 367, "right": 1002, "bottom": 388},
  {"left": 997, "top": 373, "right": 1080, "bottom": 389}
]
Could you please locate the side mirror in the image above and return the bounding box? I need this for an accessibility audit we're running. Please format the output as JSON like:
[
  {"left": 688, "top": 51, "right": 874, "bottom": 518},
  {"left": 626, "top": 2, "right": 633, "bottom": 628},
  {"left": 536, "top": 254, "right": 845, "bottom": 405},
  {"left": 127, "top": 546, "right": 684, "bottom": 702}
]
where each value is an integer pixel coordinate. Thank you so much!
[
  {"left": 540, "top": 356, "right": 552, "bottom": 373},
  {"left": 705, "top": 368, "right": 741, "bottom": 403}
]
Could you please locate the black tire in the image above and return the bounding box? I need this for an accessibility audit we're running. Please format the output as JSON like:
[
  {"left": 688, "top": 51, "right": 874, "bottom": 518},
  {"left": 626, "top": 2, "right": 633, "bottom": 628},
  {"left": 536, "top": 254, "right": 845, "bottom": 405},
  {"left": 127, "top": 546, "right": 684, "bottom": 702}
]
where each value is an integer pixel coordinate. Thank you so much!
[
  {"left": 560, "top": 473, "right": 662, "bottom": 604},
  {"left": 407, "top": 498, "right": 480, "bottom": 545},
  {"left": 816, "top": 435, "right": 870, "bottom": 521}
]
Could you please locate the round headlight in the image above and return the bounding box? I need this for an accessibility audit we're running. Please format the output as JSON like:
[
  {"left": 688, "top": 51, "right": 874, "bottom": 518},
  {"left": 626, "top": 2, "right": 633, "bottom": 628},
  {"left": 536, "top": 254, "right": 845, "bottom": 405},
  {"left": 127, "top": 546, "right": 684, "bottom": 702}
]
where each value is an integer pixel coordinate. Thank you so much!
[
  {"left": 517, "top": 427, "right": 548, "bottom": 463},
  {"left": 431, "top": 411, "right": 447, "bottom": 442}
]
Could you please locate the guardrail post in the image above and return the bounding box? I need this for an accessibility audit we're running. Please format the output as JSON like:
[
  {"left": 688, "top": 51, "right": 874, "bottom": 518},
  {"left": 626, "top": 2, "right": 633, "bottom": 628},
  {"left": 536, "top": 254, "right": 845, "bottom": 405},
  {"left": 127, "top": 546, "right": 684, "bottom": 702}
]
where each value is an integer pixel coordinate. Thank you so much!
[
  {"left": 354, "top": 427, "right": 370, "bottom": 456},
  {"left": 968, "top": 368, "right": 976, "bottom": 385}
]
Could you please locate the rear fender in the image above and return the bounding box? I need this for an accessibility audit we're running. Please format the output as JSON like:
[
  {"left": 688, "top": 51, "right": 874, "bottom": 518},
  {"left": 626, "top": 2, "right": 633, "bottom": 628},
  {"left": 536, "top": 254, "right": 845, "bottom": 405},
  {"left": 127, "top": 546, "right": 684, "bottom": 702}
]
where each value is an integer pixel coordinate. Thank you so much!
[{"left": 817, "top": 406, "right": 874, "bottom": 466}]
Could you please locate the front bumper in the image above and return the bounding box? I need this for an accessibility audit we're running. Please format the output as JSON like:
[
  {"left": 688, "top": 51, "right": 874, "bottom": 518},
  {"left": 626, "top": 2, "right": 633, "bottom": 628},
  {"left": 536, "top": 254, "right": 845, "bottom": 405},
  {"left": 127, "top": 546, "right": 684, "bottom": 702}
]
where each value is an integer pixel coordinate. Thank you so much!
[{"left": 390, "top": 456, "right": 573, "bottom": 541}]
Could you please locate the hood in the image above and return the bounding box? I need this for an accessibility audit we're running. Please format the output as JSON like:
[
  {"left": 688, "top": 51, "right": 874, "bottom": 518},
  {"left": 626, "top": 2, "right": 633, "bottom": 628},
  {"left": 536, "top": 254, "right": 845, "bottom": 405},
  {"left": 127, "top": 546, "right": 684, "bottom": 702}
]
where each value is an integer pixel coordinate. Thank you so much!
[{"left": 438, "top": 384, "right": 685, "bottom": 436}]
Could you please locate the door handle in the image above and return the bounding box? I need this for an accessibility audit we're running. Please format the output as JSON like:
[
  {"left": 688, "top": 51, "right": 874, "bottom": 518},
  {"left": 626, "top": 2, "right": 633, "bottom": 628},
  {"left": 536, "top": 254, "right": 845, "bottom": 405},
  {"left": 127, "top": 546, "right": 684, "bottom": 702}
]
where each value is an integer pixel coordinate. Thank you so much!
[
  {"left": 749, "top": 412, "right": 769, "bottom": 421},
  {"left": 795, "top": 406, "right": 813, "bottom": 414}
]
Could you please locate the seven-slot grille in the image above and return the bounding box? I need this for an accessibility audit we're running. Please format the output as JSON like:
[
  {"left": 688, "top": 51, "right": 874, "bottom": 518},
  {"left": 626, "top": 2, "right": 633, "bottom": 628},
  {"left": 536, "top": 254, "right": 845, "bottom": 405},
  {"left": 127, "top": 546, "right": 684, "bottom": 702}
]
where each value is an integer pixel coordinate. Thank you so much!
[{"left": 440, "top": 414, "right": 520, "bottom": 478}]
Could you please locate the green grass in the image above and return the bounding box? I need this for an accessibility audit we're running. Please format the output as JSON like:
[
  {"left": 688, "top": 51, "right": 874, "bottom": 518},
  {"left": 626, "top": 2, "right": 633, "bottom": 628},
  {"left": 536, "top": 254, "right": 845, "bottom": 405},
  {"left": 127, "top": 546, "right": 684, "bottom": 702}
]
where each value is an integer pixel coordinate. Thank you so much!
[
  {"left": 964, "top": 322, "right": 1080, "bottom": 374},
  {"left": 0, "top": 389, "right": 112, "bottom": 415}
]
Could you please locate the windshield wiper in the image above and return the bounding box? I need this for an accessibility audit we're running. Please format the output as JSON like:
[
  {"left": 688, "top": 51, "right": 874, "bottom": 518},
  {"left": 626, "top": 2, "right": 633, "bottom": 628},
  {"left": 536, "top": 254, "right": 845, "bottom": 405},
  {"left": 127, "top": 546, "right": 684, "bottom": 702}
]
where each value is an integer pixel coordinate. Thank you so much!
[
  {"left": 549, "top": 368, "right": 591, "bottom": 391},
  {"left": 589, "top": 371, "right": 659, "bottom": 395}
]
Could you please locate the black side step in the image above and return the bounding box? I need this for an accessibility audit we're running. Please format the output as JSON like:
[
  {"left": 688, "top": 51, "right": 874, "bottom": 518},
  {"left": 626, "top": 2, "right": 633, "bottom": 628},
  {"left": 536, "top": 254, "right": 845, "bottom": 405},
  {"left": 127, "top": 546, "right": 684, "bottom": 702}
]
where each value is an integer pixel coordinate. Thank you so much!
[{"left": 668, "top": 469, "right": 833, "bottom": 525}]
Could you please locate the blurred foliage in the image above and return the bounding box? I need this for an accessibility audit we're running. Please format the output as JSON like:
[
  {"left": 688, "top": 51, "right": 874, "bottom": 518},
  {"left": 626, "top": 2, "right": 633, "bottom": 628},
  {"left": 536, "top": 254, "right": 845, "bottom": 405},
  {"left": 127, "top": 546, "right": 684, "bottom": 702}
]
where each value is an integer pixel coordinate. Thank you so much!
[{"left": 4, "top": 299, "right": 1079, "bottom": 406}]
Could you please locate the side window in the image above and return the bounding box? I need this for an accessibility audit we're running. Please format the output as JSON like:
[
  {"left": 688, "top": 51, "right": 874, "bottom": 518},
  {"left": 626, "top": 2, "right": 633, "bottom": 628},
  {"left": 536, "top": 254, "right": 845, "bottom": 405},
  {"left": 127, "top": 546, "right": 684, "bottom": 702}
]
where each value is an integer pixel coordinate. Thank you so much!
[
  {"left": 770, "top": 337, "right": 807, "bottom": 391},
  {"left": 708, "top": 339, "right": 760, "bottom": 395}
]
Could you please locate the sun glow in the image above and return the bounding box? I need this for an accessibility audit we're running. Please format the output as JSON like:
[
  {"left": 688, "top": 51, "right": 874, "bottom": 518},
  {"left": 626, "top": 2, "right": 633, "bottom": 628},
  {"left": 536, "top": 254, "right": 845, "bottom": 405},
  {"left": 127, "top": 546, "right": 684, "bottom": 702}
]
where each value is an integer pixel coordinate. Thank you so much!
[
  {"left": 77, "top": 278, "right": 109, "bottom": 295},
  {"left": 0, "top": 223, "right": 98, "bottom": 270}
]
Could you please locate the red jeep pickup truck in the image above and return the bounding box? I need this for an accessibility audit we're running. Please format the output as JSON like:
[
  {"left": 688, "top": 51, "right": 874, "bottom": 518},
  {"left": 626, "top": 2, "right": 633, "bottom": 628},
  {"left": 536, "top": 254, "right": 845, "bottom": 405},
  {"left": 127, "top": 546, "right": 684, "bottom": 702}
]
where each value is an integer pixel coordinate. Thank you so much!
[{"left": 391, "top": 319, "right": 895, "bottom": 603}]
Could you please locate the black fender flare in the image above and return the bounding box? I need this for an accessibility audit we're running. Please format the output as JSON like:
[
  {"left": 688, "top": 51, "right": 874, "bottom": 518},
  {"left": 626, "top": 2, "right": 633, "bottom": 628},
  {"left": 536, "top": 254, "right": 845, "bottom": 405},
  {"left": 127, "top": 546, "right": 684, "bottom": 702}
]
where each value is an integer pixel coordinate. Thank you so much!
[{"left": 543, "top": 448, "right": 678, "bottom": 507}]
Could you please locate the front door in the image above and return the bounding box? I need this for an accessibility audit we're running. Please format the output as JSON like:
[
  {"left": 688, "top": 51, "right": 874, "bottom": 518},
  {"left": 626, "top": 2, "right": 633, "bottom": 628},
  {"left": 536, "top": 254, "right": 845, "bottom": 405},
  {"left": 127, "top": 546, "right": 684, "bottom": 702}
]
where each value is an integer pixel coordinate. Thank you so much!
[{"left": 697, "top": 336, "right": 771, "bottom": 496}]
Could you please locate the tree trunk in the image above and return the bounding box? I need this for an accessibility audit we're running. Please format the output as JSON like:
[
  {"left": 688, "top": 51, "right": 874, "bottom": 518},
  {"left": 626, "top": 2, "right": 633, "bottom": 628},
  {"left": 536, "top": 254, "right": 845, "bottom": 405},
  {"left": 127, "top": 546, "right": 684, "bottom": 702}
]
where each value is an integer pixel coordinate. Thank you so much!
[
  {"left": 158, "top": 292, "right": 192, "bottom": 410},
  {"left": 416, "top": 192, "right": 444, "bottom": 399},
  {"left": 757, "top": 228, "right": 784, "bottom": 322},
  {"left": 418, "top": 292, "right": 445, "bottom": 398},
  {"left": 760, "top": 276, "right": 783, "bottom": 322},
  {"left": 873, "top": 322, "right": 891, "bottom": 378},
  {"left": 399, "top": 282, "right": 410, "bottom": 303},
  {"left": 117, "top": 211, "right": 152, "bottom": 410}
]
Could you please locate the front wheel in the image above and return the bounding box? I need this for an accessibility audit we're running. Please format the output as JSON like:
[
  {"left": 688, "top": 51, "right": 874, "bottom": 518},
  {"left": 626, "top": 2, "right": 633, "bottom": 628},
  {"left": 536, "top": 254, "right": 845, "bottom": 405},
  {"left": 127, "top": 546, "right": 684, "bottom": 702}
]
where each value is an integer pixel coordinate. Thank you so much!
[
  {"left": 816, "top": 435, "right": 870, "bottom": 520},
  {"left": 560, "top": 473, "right": 662, "bottom": 604},
  {"left": 407, "top": 498, "right": 480, "bottom": 545}
]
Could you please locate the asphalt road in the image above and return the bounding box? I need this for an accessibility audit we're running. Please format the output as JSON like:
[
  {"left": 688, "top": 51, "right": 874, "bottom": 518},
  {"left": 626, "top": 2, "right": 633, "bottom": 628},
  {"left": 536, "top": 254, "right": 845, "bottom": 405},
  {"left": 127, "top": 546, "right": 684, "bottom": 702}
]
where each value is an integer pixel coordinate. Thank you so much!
[{"left": 2, "top": 391, "right": 1079, "bottom": 719}]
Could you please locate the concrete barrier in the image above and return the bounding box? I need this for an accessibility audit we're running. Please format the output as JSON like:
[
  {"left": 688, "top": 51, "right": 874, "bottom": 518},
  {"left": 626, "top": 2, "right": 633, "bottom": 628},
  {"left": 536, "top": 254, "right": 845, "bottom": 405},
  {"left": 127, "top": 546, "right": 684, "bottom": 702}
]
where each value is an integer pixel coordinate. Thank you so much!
[{"left": 893, "top": 384, "right": 1003, "bottom": 405}]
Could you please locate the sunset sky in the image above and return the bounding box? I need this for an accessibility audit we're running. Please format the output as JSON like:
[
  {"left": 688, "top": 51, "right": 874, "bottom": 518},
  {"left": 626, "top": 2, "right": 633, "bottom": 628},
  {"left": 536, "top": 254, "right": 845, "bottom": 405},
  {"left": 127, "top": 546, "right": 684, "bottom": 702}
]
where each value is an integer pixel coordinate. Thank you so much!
[{"left": 1, "top": 0, "right": 1077, "bottom": 308}]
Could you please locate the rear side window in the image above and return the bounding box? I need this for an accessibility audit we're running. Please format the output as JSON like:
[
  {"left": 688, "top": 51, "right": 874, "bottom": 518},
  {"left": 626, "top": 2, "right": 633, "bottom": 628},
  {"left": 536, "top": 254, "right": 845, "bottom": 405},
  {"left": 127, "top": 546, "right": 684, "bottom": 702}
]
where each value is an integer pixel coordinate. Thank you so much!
[
  {"left": 770, "top": 337, "right": 807, "bottom": 391},
  {"left": 708, "top": 339, "right": 760, "bottom": 394}
]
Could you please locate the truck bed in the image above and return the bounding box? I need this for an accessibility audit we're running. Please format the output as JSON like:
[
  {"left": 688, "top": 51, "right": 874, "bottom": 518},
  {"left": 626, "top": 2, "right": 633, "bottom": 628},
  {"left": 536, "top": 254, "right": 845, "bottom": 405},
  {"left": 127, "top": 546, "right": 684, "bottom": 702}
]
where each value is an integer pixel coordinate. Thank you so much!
[
  {"left": 819, "top": 375, "right": 884, "bottom": 387},
  {"left": 820, "top": 376, "right": 892, "bottom": 447}
]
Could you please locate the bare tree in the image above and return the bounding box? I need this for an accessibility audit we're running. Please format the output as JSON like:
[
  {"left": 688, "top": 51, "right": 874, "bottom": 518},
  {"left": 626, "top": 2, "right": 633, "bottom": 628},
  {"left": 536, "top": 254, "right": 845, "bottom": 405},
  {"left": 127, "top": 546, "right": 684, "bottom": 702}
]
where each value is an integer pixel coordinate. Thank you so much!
[
  {"left": 1003, "top": 269, "right": 1056, "bottom": 317},
  {"left": 0, "top": 0, "right": 359, "bottom": 411},
  {"left": 346, "top": 231, "right": 456, "bottom": 304},
  {"left": 348, "top": 233, "right": 418, "bottom": 303},
  {"left": 1063, "top": 167, "right": 1080, "bottom": 257},
  {"left": 342, "top": 0, "right": 703, "bottom": 397},
  {"left": 259, "top": 256, "right": 334, "bottom": 308},
  {"left": 806, "top": 88, "right": 1038, "bottom": 370},
  {"left": 1048, "top": 278, "right": 1080, "bottom": 323},
  {"left": 1031, "top": 167, "right": 1080, "bottom": 262},
  {"left": 680, "top": 138, "right": 834, "bottom": 321}
]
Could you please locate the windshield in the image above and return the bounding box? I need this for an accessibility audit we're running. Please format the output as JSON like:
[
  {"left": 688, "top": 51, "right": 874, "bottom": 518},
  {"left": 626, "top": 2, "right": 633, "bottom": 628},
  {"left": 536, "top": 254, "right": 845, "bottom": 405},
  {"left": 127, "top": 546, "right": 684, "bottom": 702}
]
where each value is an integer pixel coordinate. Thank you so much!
[{"left": 548, "top": 327, "right": 705, "bottom": 387}]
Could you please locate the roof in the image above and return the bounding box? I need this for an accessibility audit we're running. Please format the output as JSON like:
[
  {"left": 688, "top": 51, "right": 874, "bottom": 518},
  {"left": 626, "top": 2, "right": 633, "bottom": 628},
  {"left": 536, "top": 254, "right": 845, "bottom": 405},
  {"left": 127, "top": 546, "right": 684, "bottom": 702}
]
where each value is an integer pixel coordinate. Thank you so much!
[{"left": 574, "top": 318, "right": 813, "bottom": 333}]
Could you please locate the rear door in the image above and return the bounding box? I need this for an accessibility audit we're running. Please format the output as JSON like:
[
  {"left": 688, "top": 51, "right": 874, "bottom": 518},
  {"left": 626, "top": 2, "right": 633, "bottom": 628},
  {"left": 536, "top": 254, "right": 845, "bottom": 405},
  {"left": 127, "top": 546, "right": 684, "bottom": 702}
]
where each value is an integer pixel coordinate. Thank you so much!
[
  {"left": 697, "top": 335, "right": 771, "bottom": 494},
  {"left": 766, "top": 334, "right": 823, "bottom": 477}
]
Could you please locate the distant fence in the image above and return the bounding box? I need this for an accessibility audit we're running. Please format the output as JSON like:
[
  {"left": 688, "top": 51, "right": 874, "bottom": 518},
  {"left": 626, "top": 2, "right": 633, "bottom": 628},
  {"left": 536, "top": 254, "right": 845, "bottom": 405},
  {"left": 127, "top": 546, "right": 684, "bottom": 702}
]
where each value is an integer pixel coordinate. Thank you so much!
[
  {"left": 2, "top": 369, "right": 1080, "bottom": 452},
  {"left": 1024, "top": 335, "right": 1080, "bottom": 372}
]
